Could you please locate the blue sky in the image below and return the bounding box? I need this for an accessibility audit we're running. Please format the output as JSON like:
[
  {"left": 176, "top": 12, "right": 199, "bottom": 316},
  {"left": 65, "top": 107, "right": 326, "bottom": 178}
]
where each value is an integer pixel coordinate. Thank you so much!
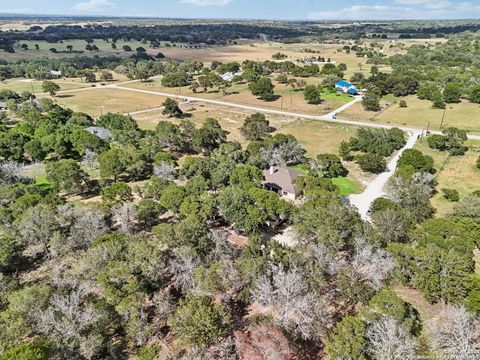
[{"left": 1, "top": 0, "right": 480, "bottom": 20}]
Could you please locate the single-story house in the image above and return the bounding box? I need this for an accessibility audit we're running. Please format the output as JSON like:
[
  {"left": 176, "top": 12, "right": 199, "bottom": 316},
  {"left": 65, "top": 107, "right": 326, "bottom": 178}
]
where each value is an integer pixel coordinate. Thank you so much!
[
  {"left": 262, "top": 166, "right": 302, "bottom": 200},
  {"left": 335, "top": 80, "right": 358, "bottom": 95},
  {"left": 48, "top": 70, "right": 62, "bottom": 78},
  {"left": 85, "top": 126, "right": 112, "bottom": 140},
  {"left": 220, "top": 71, "right": 243, "bottom": 82}
]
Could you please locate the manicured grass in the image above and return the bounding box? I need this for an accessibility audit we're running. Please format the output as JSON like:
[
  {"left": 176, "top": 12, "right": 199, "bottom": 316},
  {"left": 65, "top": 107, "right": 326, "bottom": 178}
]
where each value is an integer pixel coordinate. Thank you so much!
[
  {"left": 332, "top": 176, "right": 362, "bottom": 196},
  {"left": 289, "top": 164, "right": 362, "bottom": 196}
]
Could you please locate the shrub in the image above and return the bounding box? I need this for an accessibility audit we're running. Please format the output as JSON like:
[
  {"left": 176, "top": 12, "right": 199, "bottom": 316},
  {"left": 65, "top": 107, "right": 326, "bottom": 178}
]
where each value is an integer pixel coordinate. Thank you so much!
[
  {"left": 356, "top": 154, "right": 386, "bottom": 173},
  {"left": 138, "top": 345, "right": 160, "bottom": 360},
  {"left": 168, "top": 295, "right": 230, "bottom": 347},
  {"left": 399, "top": 100, "right": 407, "bottom": 108},
  {"left": 442, "top": 188, "right": 460, "bottom": 202}
]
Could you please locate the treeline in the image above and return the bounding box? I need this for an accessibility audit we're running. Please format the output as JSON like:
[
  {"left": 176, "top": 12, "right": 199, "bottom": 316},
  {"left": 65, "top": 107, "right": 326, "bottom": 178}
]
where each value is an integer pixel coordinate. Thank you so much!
[{"left": 0, "top": 23, "right": 311, "bottom": 47}]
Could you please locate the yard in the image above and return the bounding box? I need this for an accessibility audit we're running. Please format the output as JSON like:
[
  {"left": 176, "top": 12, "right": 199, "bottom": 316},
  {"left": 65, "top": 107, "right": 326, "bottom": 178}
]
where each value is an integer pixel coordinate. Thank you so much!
[{"left": 290, "top": 164, "right": 363, "bottom": 196}]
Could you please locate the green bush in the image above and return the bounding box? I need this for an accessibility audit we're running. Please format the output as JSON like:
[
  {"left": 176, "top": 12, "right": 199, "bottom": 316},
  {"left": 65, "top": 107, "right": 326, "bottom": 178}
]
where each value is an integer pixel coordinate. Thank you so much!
[
  {"left": 356, "top": 153, "right": 386, "bottom": 173},
  {"left": 442, "top": 188, "right": 460, "bottom": 202},
  {"left": 168, "top": 295, "right": 230, "bottom": 347},
  {"left": 138, "top": 345, "right": 160, "bottom": 360}
]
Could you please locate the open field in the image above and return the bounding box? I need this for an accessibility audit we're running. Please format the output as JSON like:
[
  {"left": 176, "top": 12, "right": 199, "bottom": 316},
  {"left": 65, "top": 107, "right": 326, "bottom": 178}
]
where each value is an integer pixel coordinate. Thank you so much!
[
  {"left": 339, "top": 96, "right": 480, "bottom": 134},
  {"left": 0, "top": 78, "right": 90, "bottom": 93},
  {"left": 0, "top": 72, "right": 130, "bottom": 94},
  {"left": 133, "top": 102, "right": 358, "bottom": 154},
  {"left": 6, "top": 39, "right": 158, "bottom": 61},
  {"left": 156, "top": 42, "right": 390, "bottom": 78},
  {"left": 414, "top": 138, "right": 480, "bottom": 216},
  {"left": 41, "top": 88, "right": 168, "bottom": 117},
  {"left": 123, "top": 77, "right": 354, "bottom": 116}
]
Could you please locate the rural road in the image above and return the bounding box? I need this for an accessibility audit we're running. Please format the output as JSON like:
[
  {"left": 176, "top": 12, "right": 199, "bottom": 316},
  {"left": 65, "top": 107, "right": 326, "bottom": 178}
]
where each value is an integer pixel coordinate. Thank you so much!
[
  {"left": 55, "top": 79, "right": 479, "bottom": 221},
  {"left": 107, "top": 84, "right": 480, "bottom": 141},
  {"left": 348, "top": 130, "right": 422, "bottom": 220}
]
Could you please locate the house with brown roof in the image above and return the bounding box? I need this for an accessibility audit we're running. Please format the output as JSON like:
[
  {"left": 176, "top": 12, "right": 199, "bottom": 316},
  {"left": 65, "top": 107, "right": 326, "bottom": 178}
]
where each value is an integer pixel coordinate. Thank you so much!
[{"left": 262, "top": 166, "right": 302, "bottom": 200}]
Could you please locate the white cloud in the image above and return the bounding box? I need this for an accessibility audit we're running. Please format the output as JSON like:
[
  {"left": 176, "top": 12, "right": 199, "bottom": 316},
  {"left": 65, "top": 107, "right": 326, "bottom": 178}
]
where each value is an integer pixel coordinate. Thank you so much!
[
  {"left": 180, "top": 0, "right": 234, "bottom": 6},
  {"left": 308, "top": 2, "right": 480, "bottom": 20},
  {"left": 309, "top": 5, "right": 421, "bottom": 20},
  {"left": 395, "top": 0, "right": 480, "bottom": 11},
  {"left": 0, "top": 8, "right": 33, "bottom": 14},
  {"left": 73, "top": 0, "right": 115, "bottom": 13}
]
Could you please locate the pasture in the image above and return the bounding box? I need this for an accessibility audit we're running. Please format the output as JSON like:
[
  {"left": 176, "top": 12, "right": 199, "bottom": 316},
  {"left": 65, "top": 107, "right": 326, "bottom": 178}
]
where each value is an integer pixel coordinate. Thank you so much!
[
  {"left": 339, "top": 96, "right": 480, "bottom": 134},
  {"left": 43, "top": 88, "right": 168, "bottom": 117},
  {"left": 414, "top": 138, "right": 480, "bottom": 216}
]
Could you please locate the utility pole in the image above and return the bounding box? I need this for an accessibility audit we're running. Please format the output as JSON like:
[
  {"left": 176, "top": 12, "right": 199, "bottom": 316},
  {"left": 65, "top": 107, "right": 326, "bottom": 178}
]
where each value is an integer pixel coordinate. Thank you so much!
[
  {"left": 280, "top": 95, "right": 284, "bottom": 110},
  {"left": 440, "top": 107, "right": 447, "bottom": 129}
]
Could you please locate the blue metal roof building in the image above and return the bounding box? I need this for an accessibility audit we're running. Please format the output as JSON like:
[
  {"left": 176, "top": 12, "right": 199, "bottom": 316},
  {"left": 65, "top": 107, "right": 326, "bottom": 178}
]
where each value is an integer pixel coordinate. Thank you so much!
[{"left": 335, "top": 80, "right": 358, "bottom": 95}]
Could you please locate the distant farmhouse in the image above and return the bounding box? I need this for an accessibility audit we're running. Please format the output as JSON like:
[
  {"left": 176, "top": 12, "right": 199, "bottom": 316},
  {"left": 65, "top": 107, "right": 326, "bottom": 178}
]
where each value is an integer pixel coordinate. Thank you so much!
[
  {"left": 262, "top": 166, "right": 302, "bottom": 200},
  {"left": 220, "top": 71, "right": 243, "bottom": 82},
  {"left": 85, "top": 126, "right": 112, "bottom": 140},
  {"left": 48, "top": 70, "right": 62, "bottom": 79},
  {"left": 335, "top": 80, "right": 359, "bottom": 95}
]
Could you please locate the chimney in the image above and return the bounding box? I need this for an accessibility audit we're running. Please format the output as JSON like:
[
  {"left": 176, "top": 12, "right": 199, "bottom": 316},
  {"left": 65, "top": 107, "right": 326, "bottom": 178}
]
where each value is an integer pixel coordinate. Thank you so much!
[{"left": 269, "top": 166, "right": 275, "bottom": 175}]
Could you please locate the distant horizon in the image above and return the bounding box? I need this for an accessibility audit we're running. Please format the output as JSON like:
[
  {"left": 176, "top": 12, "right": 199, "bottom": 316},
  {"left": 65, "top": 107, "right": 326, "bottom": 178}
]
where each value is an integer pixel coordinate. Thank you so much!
[
  {"left": 1, "top": 0, "right": 480, "bottom": 21},
  {"left": 0, "top": 13, "right": 479, "bottom": 23}
]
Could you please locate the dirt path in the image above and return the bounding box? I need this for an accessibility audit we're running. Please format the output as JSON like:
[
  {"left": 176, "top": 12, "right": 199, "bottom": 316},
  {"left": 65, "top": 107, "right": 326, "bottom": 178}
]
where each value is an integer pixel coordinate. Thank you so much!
[
  {"left": 394, "top": 285, "right": 447, "bottom": 322},
  {"left": 348, "top": 130, "right": 422, "bottom": 220}
]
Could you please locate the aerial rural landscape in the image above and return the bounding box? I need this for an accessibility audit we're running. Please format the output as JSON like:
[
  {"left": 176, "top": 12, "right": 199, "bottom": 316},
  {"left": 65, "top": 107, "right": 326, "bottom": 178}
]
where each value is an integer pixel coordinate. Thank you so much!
[{"left": 0, "top": 1, "right": 479, "bottom": 359}]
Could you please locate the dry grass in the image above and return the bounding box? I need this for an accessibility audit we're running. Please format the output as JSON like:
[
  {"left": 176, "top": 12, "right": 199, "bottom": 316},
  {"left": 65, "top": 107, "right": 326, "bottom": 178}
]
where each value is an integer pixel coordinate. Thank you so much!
[
  {"left": 414, "top": 138, "right": 480, "bottom": 216},
  {"left": 339, "top": 96, "right": 480, "bottom": 134},
  {"left": 158, "top": 42, "right": 390, "bottom": 78},
  {"left": 0, "top": 78, "right": 90, "bottom": 94},
  {"left": 41, "top": 88, "right": 168, "bottom": 117},
  {"left": 394, "top": 284, "right": 447, "bottom": 322},
  {"left": 133, "top": 102, "right": 357, "bottom": 156},
  {"left": 123, "top": 77, "right": 353, "bottom": 116}
]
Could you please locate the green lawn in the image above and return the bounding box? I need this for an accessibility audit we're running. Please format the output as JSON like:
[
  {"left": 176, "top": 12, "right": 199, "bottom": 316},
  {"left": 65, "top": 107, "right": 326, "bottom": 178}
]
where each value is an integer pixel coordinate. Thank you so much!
[
  {"left": 332, "top": 177, "right": 362, "bottom": 196},
  {"left": 290, "top": 165, "right": 362, "bottom": 196}
]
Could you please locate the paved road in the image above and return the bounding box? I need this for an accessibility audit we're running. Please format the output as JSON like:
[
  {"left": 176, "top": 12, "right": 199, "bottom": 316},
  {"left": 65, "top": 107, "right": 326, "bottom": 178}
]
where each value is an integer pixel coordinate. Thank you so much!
[{"left": 348, "top": 130, "right": 422, "bottom": 220}]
